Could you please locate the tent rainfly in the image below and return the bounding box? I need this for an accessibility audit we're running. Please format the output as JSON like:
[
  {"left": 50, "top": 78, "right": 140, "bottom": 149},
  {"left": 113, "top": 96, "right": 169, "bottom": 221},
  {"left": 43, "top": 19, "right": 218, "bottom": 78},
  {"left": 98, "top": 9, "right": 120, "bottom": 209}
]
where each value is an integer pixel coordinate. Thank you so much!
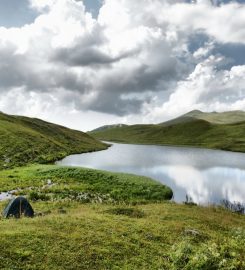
[{"left": 3, "top": 196, "right": 34, "bottom": 218}]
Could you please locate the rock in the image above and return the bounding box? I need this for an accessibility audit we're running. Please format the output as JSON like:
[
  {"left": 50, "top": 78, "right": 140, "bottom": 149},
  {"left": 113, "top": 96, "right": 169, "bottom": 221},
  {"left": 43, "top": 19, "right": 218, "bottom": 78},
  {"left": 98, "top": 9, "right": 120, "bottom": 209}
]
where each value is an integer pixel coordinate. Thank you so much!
[{"left": 47, "top": 179, "right": 52, "bottom": 185}]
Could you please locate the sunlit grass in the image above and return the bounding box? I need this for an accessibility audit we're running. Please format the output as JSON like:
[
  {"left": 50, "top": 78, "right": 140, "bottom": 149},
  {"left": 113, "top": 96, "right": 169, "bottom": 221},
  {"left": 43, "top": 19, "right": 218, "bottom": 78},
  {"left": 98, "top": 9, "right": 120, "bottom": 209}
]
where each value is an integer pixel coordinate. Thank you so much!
[
  {"left": 0, "top": 202, "right": 244, "bottom": 269},
  {"left": 0, "top": 165, "right": 244, "bottom": 269}
]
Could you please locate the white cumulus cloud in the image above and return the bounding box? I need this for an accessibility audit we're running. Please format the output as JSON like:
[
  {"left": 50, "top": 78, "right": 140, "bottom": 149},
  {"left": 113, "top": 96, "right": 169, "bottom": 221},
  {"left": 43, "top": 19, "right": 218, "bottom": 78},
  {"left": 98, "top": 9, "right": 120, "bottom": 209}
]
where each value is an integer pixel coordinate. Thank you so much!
[{"left": 0, "top": 0, "right": 244, "bottom": 130}]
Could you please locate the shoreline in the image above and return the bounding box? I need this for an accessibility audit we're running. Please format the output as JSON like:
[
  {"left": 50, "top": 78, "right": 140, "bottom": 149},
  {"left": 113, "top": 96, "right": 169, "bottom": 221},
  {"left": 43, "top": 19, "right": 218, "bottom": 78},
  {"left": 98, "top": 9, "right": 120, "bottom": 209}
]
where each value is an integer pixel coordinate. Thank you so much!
[{"left": 94, "top": 139, "right": 245, "bottom": 154}]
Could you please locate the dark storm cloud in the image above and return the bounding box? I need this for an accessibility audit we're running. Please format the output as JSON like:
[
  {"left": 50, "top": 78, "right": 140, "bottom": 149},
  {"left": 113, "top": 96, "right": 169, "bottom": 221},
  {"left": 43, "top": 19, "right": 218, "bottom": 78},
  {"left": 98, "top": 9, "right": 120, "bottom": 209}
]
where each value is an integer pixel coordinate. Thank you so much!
[
  {"left": 45, "top": 18, "right": 188, "bottom": 116},
  {"left": 0, "top": 45, "right": 25, "bottom": 88},
  {"left": 50, "top": 25, "right": 140, "bottom": 68},
  {"left": 0, "top": 45, "right": 51, "bottom": 91},
  {"left": 52, "top": 46, "right": 138, "bottom": 67},
  {"left": 84, "top": 90, "right": 145, "bottom": 116},
  {"left": 0, "top": 44, "right": 90, "bottom": 94}
]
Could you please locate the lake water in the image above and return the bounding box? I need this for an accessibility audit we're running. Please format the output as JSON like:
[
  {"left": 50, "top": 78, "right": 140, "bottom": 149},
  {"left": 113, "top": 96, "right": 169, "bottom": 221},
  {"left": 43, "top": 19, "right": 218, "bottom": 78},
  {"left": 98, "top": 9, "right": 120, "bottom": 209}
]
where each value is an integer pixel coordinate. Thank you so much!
[{"left": 57, "top": 143, "right": 245, "bottom": 205}]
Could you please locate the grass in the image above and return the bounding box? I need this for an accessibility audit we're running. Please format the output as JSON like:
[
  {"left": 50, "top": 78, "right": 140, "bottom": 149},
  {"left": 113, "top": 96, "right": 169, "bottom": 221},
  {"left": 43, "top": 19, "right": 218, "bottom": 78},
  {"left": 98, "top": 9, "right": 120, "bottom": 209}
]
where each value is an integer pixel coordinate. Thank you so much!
[
  {"left": 0, "top": 112, "right": 108, "bottom": 170},
  {"left": 0, "top": 110, "right": 244, "bottom": 269},
  {"left": 0, "top": 165, "right": 173, "bottom": 203},
  {"left": 91, "top": 118, "right": 245, "bottom": 153},
  {"left": 0, "top": 202, "right": 244, "bottom": 269},
  {"left": 180, "top": 110, "right": 245, "bottom": 125},
  {"left": 0, "top": 165, "right": 244, "bottom": 269}
]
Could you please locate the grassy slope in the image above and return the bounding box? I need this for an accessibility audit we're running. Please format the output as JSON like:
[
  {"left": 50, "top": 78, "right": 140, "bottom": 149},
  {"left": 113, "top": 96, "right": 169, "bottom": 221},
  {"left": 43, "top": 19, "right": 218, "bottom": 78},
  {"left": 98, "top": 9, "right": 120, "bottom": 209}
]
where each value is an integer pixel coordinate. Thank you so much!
[
  {"left": 0, "top": 165, "right": 173, "bottom": 203},
  {"left": 0, "top": 165, "right": 244, "bottom": 270},
  {"left": 91, "top": 117, "right": 245, "bottom": 152},
  {"left": 0, "top": 112, "right": 108, "bottom": 169},
  {"left": 185, "top": 110, "right": 245, "bottom": 124},
  {"left": 0, "top": 203, "right": 244, "bottom": 270},
  {"left": 161, "top": 110, "right": 245, "bottom": 126}
]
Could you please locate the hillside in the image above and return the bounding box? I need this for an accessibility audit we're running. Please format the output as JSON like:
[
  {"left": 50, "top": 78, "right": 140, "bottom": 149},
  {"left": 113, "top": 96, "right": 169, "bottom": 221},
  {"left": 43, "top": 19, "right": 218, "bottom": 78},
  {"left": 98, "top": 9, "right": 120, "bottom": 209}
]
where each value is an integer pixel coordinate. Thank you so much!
[
  {"left": 0, "top": 112, "right": 108, "bottom": 169},
  {"left": 92, "top": 124, "right": 128, "bottom": 133},
  {"left": 188, "top": 110, "right": 245, "bottom": 124},
  {"left": 90, "top": 110, "right": 245, "bottom": 152},
  {"left": 161, "top": 110, "right": 245, "bottom": 126}
]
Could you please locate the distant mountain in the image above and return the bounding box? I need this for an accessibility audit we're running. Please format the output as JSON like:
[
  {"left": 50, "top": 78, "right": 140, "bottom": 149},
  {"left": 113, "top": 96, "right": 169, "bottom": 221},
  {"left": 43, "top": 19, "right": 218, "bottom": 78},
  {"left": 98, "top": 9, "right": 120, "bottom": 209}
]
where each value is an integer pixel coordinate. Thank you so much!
[
  {"left": 91, "top": 124, "right": 128, "bottom": 133},
  {"left": 160, "top": 110, "right": 245, "bottom": 126},
  {"left": 0, "top": 111, "right": 108, "bottom": 169},
  {"left": 90, "top": 110, "right": 245, "bottom": 153}
]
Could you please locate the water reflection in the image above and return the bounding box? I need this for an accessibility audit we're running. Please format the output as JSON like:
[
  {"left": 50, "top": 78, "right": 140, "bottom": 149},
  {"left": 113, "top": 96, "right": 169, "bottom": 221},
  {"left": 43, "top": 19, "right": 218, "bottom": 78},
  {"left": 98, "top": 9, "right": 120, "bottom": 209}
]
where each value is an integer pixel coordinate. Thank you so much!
[{"left": 57, "top": 143, "right": 245, "bottom": 205}]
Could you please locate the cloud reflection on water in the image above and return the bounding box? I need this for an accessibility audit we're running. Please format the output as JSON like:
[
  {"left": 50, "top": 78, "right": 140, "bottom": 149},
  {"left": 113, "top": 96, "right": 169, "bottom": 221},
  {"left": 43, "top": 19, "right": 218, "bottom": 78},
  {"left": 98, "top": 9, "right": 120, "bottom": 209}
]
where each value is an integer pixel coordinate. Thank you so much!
[{"left": 57, "top": 143, "right": 245, "bottom": 205}]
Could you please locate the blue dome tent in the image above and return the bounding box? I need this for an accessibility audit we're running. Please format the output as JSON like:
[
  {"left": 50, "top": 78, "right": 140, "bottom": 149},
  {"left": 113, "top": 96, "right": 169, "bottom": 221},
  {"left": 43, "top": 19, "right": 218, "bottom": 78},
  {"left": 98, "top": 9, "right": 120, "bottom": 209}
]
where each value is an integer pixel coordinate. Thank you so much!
[{"left": 3, "top": 196, "right": 34, "bottom": 218}]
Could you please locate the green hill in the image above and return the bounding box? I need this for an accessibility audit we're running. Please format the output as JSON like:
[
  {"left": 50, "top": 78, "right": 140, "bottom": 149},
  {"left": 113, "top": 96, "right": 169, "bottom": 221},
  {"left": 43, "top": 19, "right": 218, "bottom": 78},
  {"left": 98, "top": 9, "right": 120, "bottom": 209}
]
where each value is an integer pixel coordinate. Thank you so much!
[
  {"left": 188, "top": 110, "right": 245, "bottom": 124},
  {"left": 90, "top": 110, "right": 245, "bottom": 152},
  {"left": 161, "top": 110, "right": 245, "bottom": 126},
  {"left": 92, "top": 124, "right": 128, "bottom": 133},
  {"left": 0, "top": 112, "right": 108, "bottom": 169}
]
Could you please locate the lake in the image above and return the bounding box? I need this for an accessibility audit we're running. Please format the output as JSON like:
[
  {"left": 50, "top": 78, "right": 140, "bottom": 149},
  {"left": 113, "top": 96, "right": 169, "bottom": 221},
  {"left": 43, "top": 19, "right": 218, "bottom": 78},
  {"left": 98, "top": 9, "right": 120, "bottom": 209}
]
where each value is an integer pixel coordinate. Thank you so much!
[{"left": 57, "top": 143, "right": 245, "bottom": 205}]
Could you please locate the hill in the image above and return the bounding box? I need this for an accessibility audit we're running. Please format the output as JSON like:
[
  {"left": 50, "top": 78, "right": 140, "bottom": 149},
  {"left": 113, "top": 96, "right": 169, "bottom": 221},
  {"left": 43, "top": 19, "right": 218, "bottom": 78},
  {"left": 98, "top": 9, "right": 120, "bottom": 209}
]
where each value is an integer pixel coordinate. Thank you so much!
[
  {"left": 188, "top": 110, "right": 245, "bottom": 124},
  {"left": 160, "top": 110, "right": 245, "bottom": 126},
  {"left": 90, "top": 110, "right": 245, "bottom": 152},
  {"left": 0, "top": 112, "right": 108, "bottom": 169},
  {"left": 91, "top": 124, "right": 128, "bottom": 133}
]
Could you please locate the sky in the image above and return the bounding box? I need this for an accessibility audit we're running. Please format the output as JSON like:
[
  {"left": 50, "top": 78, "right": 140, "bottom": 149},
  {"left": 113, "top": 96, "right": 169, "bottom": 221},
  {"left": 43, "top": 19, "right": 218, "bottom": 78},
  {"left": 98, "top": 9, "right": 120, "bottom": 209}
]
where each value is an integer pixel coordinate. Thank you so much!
[{"left": 0, "top": 0, "right": 244, "bottom": 131}]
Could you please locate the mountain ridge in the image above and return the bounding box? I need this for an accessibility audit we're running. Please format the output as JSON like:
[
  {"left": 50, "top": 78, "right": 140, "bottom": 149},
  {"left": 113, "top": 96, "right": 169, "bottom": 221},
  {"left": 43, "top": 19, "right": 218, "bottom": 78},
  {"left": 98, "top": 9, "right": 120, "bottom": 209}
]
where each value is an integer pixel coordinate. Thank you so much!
[
  {"left": 90, "top": 110, "right": 245, "bottom": 153},
  {"left": 90, "top": 110, "right": 245, "bottom": 133}
]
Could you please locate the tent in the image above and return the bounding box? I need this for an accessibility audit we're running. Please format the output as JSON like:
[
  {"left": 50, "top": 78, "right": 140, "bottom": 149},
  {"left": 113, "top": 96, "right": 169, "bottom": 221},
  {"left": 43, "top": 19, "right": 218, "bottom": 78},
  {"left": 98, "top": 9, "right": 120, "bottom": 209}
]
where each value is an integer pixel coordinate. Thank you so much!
[{"left": 3, "top": 196, "right": 34, "bottom": 218}]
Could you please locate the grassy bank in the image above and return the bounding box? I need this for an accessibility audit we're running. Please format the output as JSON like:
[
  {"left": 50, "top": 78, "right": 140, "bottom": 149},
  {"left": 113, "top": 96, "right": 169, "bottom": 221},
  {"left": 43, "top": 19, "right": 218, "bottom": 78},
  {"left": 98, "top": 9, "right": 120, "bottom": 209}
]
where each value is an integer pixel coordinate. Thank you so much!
[
  {"left": 0, "top": 165, "right": 173, "bottom": 203},
  {"left": 0, "top": 165, "right": 244, "bottom": 269},
  {"left": 0, "top": 112, "right": 108, "bottom": 170}
]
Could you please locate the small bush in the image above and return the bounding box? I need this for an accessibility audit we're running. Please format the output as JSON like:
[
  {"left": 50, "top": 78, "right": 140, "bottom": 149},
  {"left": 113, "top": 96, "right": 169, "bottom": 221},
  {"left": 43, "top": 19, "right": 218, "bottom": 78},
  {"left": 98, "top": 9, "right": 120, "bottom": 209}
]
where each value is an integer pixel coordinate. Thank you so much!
[
  {"left": 221, "top": 199, "right": 245, "bottom": 214},
  {"left": 106, "top": 207, "right": 145, "bottom": 218},
  {"left": 170, "top": 229, "right": 245, "bottom": 270},
  {"left": 57, "top": 208, "right": 67, "bottom": 214},
  {"left": 29, "top": 191, "right": 50, "bottom": 201}
]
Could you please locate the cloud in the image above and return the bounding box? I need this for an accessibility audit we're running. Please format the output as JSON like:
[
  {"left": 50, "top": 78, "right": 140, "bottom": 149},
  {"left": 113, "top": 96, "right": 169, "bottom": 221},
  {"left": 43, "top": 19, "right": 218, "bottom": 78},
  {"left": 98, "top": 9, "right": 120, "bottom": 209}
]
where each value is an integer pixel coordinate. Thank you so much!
[
  {"left": 162, "top": 1, "right": 245, "bottom": 44},
  {"left": 0, "top": 0, "right": 244, "bottom": 129},
  {"left": 144, "top": 56, "right": 245, "bottom": 121},
  {"left": 29, "top": 0, "right": 59, "bottom": 11}
]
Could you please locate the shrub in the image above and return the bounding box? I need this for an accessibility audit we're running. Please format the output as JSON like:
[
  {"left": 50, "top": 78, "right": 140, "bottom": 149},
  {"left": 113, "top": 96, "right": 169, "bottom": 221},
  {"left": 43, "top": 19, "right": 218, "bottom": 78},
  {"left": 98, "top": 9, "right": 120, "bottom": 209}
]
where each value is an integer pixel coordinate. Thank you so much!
[
  {"left": 106, "top": 207, "right": 145, "bottom": 218},
  {"left": 170, "top": 229, "right": 245, "bottom": 270},
  {"left": 29, "top": 191, "right": 50, "bottom": 201}
]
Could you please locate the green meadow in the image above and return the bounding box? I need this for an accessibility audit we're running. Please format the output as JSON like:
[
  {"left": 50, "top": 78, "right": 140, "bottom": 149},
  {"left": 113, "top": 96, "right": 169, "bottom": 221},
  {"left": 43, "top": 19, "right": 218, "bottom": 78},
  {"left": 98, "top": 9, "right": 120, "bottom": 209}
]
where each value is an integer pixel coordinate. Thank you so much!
[
  {"left": 0, "top": 111, "right": 244, "bottom": 269},
  {"left": 0, "top": 165, "right": 244, "bottom": 270}
]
